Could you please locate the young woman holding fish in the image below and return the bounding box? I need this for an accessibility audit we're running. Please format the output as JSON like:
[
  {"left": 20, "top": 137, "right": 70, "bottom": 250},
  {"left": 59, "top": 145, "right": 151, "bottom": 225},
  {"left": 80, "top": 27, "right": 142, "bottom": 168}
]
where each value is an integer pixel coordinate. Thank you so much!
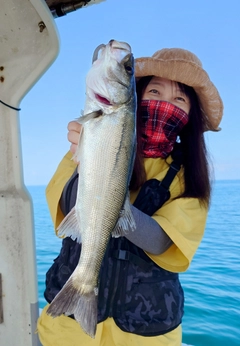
[{"left": 37, "top": 46, "right": 223, "bottom": 346}]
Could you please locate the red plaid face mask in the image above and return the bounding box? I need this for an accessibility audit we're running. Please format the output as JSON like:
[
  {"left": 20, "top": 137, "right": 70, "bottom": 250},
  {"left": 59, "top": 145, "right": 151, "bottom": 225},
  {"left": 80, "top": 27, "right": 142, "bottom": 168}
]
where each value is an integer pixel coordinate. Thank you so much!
[{"left": 140, "top": 100, "right": 189, "bottom": 158}]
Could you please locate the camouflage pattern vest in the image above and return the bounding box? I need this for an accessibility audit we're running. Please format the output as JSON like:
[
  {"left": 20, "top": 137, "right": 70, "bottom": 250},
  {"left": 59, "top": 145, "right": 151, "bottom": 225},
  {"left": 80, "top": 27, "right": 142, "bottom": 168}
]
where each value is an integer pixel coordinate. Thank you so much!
[
  {"left": 97, "top": 236, "right": 184, "bottom": 336},
  {"left": 44, "top": 235, "right": 184, "bottom": 336}
]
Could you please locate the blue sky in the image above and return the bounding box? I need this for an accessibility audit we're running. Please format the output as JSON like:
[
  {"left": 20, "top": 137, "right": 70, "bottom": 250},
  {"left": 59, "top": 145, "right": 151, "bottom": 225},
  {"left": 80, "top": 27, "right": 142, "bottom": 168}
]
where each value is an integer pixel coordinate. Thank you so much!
[{"left": 20, "top": 0, "right": 240, "bottom": 185}]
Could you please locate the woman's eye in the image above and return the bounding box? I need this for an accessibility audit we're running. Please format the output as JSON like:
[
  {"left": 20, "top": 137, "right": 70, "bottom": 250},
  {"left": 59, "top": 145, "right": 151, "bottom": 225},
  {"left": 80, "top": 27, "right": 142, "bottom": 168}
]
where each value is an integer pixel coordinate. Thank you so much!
[
  {"left": 149, "top": 89, "right": 159, "bottom": 94},
  {"left": 176, "top": 96, "right": 186, "bottom": 102}
]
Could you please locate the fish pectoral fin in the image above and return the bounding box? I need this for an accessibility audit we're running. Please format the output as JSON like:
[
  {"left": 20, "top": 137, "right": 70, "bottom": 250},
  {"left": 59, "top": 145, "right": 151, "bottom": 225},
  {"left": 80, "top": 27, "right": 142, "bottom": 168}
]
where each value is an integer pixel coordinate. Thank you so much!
[
  {"left": 112, "top": 196, "right": 136, "bottom": 238},
  {"left": 76, "top": 109, "right": 103, "bottom": 124},
  {"left": 72, "top": 124, "right": 84, "bottom": 163},
  {"left": 57, "top": 207, "right": 81, "bottom": 243},
  {"left": 72, "top": 110, "right": 103, "bottom": 162}
]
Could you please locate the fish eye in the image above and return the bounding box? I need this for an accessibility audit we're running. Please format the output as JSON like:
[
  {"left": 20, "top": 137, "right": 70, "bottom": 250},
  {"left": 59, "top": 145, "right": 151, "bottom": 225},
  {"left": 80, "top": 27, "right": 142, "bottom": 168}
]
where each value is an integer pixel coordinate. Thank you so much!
[{"left": 124, "top": 64, "right": 133, "bottom": 75}]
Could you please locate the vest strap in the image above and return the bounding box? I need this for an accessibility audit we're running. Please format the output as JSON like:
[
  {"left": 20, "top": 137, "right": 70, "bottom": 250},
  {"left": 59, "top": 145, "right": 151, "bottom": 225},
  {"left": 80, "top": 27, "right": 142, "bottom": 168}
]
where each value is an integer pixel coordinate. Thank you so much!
[{"left": 112, "top": 249, "right": 152, "bottom": 271}]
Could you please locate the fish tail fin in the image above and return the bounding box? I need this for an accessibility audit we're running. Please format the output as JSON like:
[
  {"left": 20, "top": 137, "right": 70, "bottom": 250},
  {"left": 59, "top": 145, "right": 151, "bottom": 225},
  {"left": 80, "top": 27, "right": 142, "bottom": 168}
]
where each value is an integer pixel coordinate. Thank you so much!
[
  {"left": 46, "top": 277, "right": 98, "bottom": 339},
  {"left": 112, "top": 195, "right": 136, "bottom": 237},
  {"left": 46, "top": 278, "right": 78, "bottom": 317},
  {"left": 73, "top": 291, "right": 98, "bottom": 339},
  {"left": 57, "top": 207, "right": 81, "bottom": 243}
]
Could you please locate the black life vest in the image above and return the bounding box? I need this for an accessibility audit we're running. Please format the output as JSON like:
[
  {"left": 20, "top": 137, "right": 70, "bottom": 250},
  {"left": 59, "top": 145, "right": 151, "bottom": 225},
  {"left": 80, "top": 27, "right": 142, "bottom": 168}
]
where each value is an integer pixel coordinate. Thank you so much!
[{"left": 44, "top": 147, "right": 184, "bottom": 336}]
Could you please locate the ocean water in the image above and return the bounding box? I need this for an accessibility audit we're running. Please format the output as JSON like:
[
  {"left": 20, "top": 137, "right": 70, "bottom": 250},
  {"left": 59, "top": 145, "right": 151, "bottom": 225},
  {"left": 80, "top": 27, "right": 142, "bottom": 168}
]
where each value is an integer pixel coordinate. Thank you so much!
[{"left": 28, "top": 180, "right": 240, "bottom": 346}]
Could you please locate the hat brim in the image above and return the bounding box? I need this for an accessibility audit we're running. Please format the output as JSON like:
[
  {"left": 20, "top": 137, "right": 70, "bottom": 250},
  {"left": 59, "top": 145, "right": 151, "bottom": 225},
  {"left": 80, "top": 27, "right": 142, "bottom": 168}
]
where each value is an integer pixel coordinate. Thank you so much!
[{"left": 135, "top": 57, "right": 223, "bottom": 131}]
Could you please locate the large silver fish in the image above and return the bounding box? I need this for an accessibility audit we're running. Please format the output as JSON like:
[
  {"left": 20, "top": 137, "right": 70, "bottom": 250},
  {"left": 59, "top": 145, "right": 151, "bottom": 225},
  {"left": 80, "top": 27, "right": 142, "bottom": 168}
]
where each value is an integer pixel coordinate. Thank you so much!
[{"left": 47, "top": 39, "right": 136, "bottom": 338}]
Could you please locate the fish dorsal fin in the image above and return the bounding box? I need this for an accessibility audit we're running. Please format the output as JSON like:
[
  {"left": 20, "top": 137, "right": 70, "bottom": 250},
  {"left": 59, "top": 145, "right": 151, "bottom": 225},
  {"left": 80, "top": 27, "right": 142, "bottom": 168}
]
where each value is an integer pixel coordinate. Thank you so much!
[
  {"left": 112, "top": 195, "right": 136, "bottom": 238},
  {"left": 57, "top": 207, "right": 81, "bottom": 243}
]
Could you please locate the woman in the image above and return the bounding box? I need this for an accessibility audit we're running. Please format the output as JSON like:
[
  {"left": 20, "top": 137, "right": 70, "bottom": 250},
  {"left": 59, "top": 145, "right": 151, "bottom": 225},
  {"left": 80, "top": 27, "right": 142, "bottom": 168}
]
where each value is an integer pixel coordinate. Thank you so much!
[{"left": 37, "top": 48, "right": 223, "bottom": 345}]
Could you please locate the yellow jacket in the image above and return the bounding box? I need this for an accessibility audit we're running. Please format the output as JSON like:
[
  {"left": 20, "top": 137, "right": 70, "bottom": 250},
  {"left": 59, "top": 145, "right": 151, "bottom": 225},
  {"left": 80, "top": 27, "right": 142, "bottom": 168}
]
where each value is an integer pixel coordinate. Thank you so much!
[{"left": 46, "top": 151, "right": 207, "bottom": 273}]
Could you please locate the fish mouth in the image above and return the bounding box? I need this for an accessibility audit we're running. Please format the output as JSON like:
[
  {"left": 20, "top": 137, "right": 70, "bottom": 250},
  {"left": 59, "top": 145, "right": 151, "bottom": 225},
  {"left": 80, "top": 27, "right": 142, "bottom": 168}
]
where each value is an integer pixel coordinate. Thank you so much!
[
  {"left": 95, "top": 93, "right": 112, "bottom": 106},
  {"left": 92, "top": 44, "right": 106, "bottom": 64},
  {"left": 91, "top": 40, "right": 131, "bottom": 65},
  {"left": 110, "top": 39, "right": 131, "bottom": 53}
]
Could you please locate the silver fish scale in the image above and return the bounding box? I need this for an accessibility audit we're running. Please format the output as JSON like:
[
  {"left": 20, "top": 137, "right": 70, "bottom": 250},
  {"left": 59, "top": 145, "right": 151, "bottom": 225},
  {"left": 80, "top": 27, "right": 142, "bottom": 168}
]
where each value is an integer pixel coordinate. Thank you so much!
[{"left": 74, "top": 105, "right": 135, "bottom": 293}]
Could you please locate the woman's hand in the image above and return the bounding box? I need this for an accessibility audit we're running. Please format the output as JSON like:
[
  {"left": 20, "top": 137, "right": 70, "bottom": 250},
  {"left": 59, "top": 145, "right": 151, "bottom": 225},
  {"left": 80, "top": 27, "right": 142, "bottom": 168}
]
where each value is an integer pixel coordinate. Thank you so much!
[{"left": 67, "top": 121, "right": 82, "bottom": 155}]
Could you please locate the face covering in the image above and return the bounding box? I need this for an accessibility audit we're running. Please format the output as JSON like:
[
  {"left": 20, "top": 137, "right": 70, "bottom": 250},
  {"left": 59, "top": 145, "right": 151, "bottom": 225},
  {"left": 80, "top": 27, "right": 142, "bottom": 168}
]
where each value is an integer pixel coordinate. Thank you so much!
[{"left": 140, "top": 99, "right": 189, "bottom": 158}]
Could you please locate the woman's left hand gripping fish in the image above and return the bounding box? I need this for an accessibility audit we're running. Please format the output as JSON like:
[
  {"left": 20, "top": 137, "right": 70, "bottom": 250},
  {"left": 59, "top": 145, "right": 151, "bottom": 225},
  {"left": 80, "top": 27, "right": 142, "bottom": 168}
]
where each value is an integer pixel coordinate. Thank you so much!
[{"left": 46, "top": 39, "right": 137, "bottom": 339}]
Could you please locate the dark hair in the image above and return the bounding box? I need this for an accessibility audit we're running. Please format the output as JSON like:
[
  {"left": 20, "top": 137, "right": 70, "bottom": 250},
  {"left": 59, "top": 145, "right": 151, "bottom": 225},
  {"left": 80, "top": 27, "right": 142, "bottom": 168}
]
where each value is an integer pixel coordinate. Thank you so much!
[{"left": 130, "top": 76, "right": 212, "bottom": 207}]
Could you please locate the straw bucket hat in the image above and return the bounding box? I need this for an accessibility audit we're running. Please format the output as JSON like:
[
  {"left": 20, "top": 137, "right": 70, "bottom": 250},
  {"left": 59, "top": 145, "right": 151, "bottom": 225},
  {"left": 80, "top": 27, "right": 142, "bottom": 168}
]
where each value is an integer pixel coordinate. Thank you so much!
[{"left": 135, "top": 48, "right": 223, "bottom": 131}]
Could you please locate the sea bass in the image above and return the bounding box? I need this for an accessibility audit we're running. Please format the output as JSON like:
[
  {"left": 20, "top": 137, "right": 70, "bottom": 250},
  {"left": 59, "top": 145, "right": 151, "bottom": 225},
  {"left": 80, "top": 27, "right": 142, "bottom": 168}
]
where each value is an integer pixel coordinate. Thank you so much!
[{"left": 46, "top": 40, "right": 137, "bottom": 338}]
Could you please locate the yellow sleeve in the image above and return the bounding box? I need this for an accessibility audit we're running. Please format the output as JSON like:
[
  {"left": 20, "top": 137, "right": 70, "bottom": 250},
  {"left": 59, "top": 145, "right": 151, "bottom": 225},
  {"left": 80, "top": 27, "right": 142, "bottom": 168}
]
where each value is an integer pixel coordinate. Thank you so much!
[
  {"left": 148, "top": 197, "right": 207, "bottom": 273},
  {"left": 45, "top": 151, "right": 77, "bottom": 231},
  {"left": 131, "top": 156, "right": 208, "bottom": 273}
]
